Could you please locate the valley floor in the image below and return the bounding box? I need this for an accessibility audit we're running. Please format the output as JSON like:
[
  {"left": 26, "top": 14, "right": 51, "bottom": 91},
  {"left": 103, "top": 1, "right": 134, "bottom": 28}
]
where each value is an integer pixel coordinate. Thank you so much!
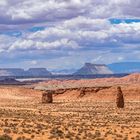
[{"left": 0, "top": 86, "right": 139, "bottom": 140}]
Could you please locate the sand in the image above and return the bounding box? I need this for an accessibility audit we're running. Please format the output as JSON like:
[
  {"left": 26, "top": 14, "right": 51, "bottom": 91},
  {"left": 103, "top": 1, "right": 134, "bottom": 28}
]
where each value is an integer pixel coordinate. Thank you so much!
[{"left": 0, "top": 74, "right": 139, "bottom": 139}]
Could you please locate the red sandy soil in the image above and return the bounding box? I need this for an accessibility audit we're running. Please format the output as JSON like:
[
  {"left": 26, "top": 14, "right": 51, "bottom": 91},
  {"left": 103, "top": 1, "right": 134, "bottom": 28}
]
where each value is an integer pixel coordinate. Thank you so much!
[
  {"left": 0, "top": 74, "right": 139, "bottom": 139},
  {"left": 0, "top": 86, "right": 42, "bottom": 107}
]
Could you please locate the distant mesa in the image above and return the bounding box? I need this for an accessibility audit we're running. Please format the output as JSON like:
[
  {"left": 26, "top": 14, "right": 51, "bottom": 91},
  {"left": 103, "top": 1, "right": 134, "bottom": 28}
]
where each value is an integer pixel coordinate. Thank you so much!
[
  {"left": 51, "top": 68, "right": 77, "bottom": 75},
  {"left": 74, "top": 63, "right": 113, "bottom": 75},
  {"left": 1, "top": 62, "right": 140, "bottom": 77},
  {"left": 0, "top": 68, "right": 52, "bottom": 77},
  {"left": 27, "top": 68, "right": 52, "bottom": 77},
  {"left": 0, "top": 68, "right": 25, "bottom": 76}
]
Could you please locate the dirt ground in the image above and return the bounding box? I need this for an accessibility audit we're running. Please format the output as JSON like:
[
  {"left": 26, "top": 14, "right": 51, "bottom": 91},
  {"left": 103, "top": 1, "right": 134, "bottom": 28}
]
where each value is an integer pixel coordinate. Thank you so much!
[{"left": 0, "top": 86, "right": 139, "bottom": 140}]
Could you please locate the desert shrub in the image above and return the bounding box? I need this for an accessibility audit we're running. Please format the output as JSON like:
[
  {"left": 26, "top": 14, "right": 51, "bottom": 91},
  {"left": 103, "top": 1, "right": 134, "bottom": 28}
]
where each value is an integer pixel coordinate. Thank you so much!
[
  {"left": 4, "top": 129, "right": 11, "bottom": 134},
  {"left": 0, "top": 134, "right": 12, "bottom": 140},
  {"left": 16, "top": 136, "right": 31, "bottom": 140}
]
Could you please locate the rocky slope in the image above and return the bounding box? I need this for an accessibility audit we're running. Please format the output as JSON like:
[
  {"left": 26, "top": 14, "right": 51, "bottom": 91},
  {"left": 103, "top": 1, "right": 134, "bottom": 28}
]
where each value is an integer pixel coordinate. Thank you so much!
[
  {"left": 34, "top": 73, "right": 140, "bottom": 102},
  {"left": 52, "top": 85, "right": 140, "bottom": 102},
  {"left": 74, "top": 63, "right": 113, "bottom": 75},
  {"left": 35, "top": 73, "right": 140, "bottom": 90}
]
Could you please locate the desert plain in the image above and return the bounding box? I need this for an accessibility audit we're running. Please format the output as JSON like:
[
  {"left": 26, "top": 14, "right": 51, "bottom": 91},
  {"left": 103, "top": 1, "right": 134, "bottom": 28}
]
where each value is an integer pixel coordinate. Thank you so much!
[{"left": 0, "top": 73, "right": 140, "bottom": 140}]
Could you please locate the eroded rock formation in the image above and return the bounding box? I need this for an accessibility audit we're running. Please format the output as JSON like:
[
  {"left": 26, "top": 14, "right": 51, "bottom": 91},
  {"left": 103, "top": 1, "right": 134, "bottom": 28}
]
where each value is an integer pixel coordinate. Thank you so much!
[
  {"left": 42, "top": 90, "right": 53, "bottom": 103},
  {"left": 116, "top": 86, "right": 124, "bottom": 108},
  {"left": 79, "top": 88, "right": 86, "bottom": 97}
]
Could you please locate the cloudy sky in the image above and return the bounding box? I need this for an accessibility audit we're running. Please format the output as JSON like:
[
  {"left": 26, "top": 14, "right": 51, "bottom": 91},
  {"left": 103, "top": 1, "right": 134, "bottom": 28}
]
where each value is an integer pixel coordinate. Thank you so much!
[{"left": 0, "top": 0, "right": 140, "bottom": 70}]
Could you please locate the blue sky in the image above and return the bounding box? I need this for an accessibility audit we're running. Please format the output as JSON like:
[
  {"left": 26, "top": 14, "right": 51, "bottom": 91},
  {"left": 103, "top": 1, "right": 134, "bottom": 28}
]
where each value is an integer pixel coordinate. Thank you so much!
[
  {"left": 110, "top": 19, "right": 140, "bottom": 24},
  {"left": 0, "top": 0, "right": 140, "bottom": 70}
]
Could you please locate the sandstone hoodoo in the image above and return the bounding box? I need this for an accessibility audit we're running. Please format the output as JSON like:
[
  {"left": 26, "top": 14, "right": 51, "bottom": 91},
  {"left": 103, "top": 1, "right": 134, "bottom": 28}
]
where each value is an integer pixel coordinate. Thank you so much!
[
  {"left": 42, "top": 90, "right": 53, "bottom": 103},
  {"left": 116, "top": 86, "right": 124, "bottom": 108}
]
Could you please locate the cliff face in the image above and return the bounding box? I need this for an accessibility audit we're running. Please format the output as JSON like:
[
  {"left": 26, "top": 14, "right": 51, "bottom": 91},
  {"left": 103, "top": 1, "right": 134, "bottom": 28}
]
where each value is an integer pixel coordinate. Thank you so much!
[
  {"left": 43, "top": 85, "right": 140, "bottom": 102},
  {"left": 74, "top": 63, "right": 113, "bottom": 75}
]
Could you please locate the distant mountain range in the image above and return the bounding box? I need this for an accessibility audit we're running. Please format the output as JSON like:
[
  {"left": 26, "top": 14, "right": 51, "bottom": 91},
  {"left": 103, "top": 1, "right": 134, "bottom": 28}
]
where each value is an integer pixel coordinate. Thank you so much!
[
  {"left": 0, "top": 62, "right": 140, "bottom": 77},
  {"left": 108, "top": 62, "right": 140, "bottom": 73}
]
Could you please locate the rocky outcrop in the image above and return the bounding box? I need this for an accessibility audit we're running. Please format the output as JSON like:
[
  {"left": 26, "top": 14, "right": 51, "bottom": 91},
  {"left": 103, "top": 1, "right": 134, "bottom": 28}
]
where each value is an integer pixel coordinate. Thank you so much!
[
  {"left": 40, "top": 84, "right": 140, "bottom": 102},
  {"left": 51, "top": 86, "right": 111, "bottom": 95},
  {"left": 74, "top": 63, "right": 113, "bottom": 75},
  {"left": 42, "top": 90, "right": 53, "bottom": 103},
  {"left": 116, "top": 86, "right": 124, "bottom": 108},
  {"left": 44, "top": 86, "right": 113, "bottom": 101},
  {"left": 79, "top": 88, "right": 86, "bottom": 97}
]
